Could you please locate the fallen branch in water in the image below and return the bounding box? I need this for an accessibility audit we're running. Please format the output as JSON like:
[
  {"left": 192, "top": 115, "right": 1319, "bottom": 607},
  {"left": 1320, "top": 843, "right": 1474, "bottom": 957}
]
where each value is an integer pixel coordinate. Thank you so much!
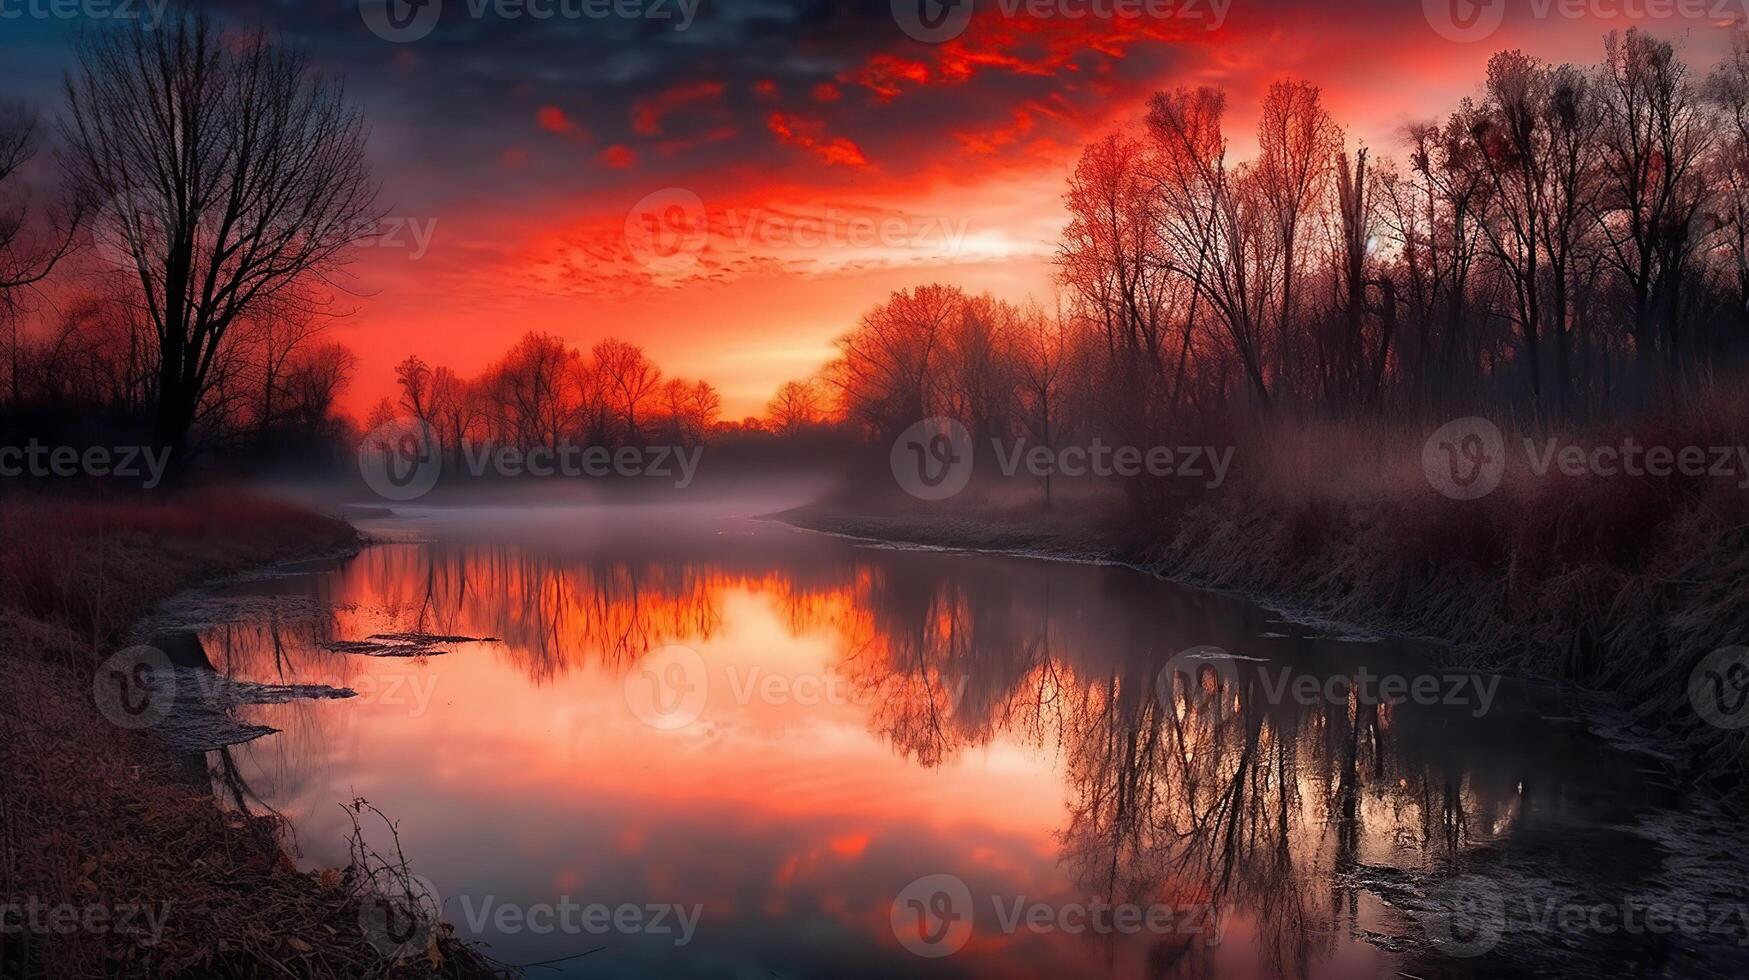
[
  {"left": 321, "top": 640, "right": 447, "bottom": 658},
  {"left": 367, "top": 633, "right": 502, "bottom": 645}
]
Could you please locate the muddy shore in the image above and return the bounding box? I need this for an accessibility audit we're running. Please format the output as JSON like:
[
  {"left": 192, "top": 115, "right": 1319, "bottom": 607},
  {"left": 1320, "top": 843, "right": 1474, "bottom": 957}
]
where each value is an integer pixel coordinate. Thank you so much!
[{"left": 0, "top": 492, "right": 499, "bottom": 979}]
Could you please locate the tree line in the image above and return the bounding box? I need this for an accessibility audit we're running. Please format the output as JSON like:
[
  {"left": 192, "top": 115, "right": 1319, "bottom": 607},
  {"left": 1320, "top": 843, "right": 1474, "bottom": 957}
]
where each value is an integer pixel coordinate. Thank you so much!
[
  {"left": 815, "top": 29, "right": 1749, "bottom": 477},
  {"left": 374, "top": 333, "right": 723, "bottom": 466},
  {"left": 0, "top": 12, "right": 762, "bottom": 475},
  {"left": 9, "top": 15, "right": 1745, "bottom": 486},
  {"left": 2, "top": 283, "right": 357, "bottom": 460}
]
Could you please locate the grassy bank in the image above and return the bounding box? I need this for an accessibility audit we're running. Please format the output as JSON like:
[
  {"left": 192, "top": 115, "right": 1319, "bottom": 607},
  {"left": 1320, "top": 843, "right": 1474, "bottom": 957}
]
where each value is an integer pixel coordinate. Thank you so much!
[
  {"left": 784, "top": 404, "right": 1749, "bottom": 797},
  {"left": 0, "top": 491, "right": 499, "bottom": 978}
]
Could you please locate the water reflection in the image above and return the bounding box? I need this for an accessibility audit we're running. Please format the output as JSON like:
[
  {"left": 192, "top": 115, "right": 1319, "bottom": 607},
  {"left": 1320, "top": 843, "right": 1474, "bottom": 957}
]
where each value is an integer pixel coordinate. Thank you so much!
[{"left": 184, "top": 507, "right": 1652, "bottom": 978}]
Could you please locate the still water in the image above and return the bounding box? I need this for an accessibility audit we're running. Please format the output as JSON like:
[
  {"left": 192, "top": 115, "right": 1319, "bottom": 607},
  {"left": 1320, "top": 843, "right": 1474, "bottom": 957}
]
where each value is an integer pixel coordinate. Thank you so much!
[{"left": 174, "top": 503, "right": 1748, "bottom": 978}]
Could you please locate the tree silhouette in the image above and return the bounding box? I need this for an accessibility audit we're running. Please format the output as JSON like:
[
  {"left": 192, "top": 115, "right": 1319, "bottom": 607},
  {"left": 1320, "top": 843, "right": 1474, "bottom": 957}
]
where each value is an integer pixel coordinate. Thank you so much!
[{"left": 62, "top": 11, "right": 378, "bottom": 462}]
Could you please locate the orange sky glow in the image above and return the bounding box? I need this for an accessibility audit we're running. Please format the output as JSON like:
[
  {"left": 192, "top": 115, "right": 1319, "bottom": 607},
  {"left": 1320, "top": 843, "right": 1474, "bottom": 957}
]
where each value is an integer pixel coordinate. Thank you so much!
[{"left": 243, "top": 4, "right": 1749, "bottom": 420}]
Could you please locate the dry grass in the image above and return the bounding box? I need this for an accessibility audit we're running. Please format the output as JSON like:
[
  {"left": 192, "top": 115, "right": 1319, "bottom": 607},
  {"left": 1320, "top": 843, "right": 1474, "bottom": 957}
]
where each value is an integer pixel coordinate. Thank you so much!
[
  {"left": 0, "top": 657, "right": 502, "bottom": 978},
  {"left": 1153, "top": 394, "right": 1749, "bottom": 793},
  {"left": 0, "top": 490, "right": 503, "bottom": 979},
  {"left": 0, "top": 491, "right": 359, "bottom": 664}
]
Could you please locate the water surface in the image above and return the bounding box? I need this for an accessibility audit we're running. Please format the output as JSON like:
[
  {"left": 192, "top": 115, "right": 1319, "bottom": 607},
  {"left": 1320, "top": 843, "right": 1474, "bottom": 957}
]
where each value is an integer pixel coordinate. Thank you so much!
[{"left": 177, "top": 503, "right": 1749, "bottom": 978}]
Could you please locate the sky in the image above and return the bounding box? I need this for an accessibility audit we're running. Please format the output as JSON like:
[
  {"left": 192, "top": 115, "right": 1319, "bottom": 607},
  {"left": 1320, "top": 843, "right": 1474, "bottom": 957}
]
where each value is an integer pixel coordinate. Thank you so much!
[{"left": 1, "top": 0, "right": 1744, "bottom": 418}]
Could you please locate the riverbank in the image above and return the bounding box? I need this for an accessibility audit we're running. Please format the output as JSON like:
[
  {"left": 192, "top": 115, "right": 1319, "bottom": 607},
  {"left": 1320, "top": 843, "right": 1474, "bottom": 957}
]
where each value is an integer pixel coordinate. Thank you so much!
[
  {"left": 0, "top": 491, "right": 500, "bottom": 978},
  {"left": 779, "top": 426, "right": 1749, "bottom": 798}
]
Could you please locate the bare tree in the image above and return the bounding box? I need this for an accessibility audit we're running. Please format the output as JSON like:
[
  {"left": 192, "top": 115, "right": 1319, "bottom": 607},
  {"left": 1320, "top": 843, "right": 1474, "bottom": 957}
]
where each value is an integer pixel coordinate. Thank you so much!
[
  {"left": 1061, "top": 131, "right": 1173, "bottom": 428},
  {"left": 1711, "top": 35, "right": 1749, "bottom": 321},
  {"left": 427, "top": 366, "right": 479, "bottom": 465},
  {"left": 1255, "top": 80, "right": 1340, "bottom": 399},
  {"left": 660, "top": 377, "right": 720, "bottom": 445},
  {"left": 1383, "top": 117, "right": 1487, "bottom": 408},
  {"left": 1328, "top": 144, "right": 1389, "bottom": 408},
  {"left": 246, "top": 306, "right": 321, "bottom": 436},
  {"left": 570, "top": 356, "right": 614, "bottom": 444},
  {"left": 592, "top": 338, "right": 662, "bottom": 443},
  {"left": 1600, "top": 30, "right": 1713, "bottom": 400},
  {"left": 827, "top": 284, "right": 961, "bottom": 440},
  {"left": 394, "top": 354, "right": 434, "bottom": 427},
  {"left": 283, "top": 341, "right": 356, "bottom": 433},
  {"left": 1146, "top": 88, "right": 1276, "bottom": 407},
  {"left": 486, "top": 332, "right": 575, "bottom": 449},
  {"left": 1540, "top": 63, "right": 1606, "bottom": 417},
  {"left": 685, "top": 380, "right": 721, "bottom": 438},
  {"left": 766, "top": 379, "right": 825, "bottom": 434},
  {"left": 0, "top": 103, "right": 81, "bottom": 318},
  {"left": 1015, "top": 305, "right": 1070, "bottom": 507},
  {"left": 62, "top": 11, "right": 379, "bottom": 460},
  {"left": 1460, "top": 51, "right": 1607, "bottom": 415},
  {"left": 939, "top": 293, "right": 1021, "bottom": 445}
]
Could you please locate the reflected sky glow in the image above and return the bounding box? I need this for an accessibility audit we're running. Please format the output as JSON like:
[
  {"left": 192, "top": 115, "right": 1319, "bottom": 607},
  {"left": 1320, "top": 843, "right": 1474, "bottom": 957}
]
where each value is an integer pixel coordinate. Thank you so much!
[{"left": 183, "top": 507, "right": 1635, "bottom": 978}]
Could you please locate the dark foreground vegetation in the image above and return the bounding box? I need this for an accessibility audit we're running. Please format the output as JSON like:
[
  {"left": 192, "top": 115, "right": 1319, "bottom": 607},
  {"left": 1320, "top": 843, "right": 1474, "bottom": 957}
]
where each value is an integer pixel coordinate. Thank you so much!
[{"left": 0, "top": 492, "right": 500, "bottom": 978}]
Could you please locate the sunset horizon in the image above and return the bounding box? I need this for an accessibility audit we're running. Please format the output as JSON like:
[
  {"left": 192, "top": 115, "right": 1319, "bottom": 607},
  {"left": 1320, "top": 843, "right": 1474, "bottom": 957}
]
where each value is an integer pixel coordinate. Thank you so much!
[
  {"left": 8, "top": 3, "right": 1749, "bottom": 978},
  {"left": 10, "top": 0, "right": 1740, "bottom": 421}
]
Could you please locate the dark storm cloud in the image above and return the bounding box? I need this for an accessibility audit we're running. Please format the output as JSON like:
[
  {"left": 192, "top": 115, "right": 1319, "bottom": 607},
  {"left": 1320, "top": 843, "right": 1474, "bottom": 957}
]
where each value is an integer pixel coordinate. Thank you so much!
[
  {"left": 125, "top": 0, "right": 1216, "bottom": 210},
  {"left": 0, "top": 0, "right": 1311, "bottom": 216}
]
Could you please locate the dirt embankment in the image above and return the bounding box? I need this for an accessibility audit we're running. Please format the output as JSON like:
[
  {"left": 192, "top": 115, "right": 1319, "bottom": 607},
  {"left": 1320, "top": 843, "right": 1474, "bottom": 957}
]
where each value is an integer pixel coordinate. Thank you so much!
[{"left": 0, "top": 491, "right": 500, "bottom": 979}]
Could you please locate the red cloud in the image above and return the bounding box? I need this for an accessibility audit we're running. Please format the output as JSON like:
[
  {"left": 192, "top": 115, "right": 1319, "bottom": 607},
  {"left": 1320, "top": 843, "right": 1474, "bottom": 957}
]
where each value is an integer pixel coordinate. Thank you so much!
[
  {"left": 956, "top": 107, "right": 1035, "bottom": 154},
  {"left": 850, "top": 54, "right": 931, "bottom": 101},
  {"left": 850, "top": 9, "right": 1211, "bottom": 100},
  {"left": 766, "top": 113, "right": 868, "bottom": 168},
  {"left": 656, "top": 124, "right": 739, "bottom": 158},
  {"left": 536, "top": 105, "right": 578, "bottom": 135},
  {"left": 599, "top": 144, "right": 638, "bottom": 169},
  {"left": 631, "top": 81, "right": 727, "bottom": 135}
]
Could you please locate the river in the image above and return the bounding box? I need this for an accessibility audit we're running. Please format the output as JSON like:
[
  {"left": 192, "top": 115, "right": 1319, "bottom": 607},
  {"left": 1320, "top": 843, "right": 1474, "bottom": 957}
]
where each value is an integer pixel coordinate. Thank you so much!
[{"left": 160, "top": 502, "right": 1749, "bottom": 979}]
